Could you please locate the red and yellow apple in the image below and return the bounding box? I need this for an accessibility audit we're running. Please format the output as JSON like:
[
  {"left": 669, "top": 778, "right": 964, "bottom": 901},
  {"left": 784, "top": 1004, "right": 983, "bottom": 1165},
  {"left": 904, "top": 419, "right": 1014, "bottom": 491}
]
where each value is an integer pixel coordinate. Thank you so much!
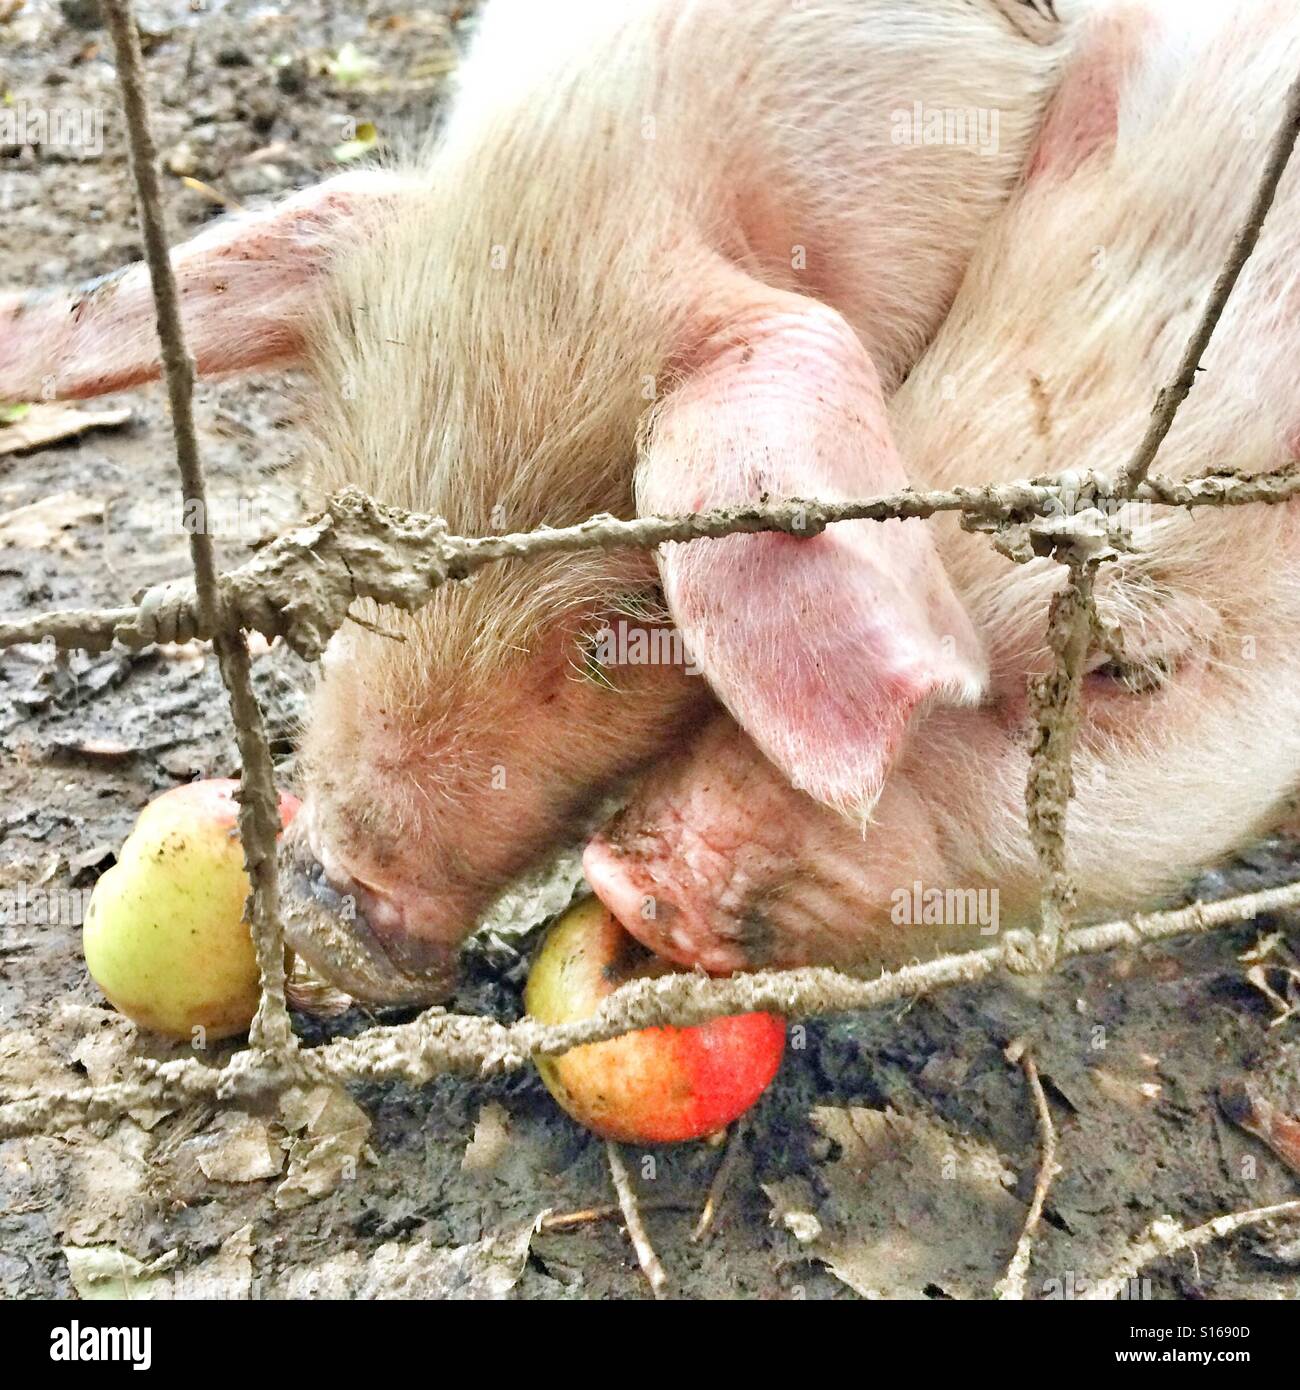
[
  {"left": 525, "top": 897, "right": 785, "bottom": 1143},
  {"left": 82, "top": 779, "right": 299, "bottom": 1040}
]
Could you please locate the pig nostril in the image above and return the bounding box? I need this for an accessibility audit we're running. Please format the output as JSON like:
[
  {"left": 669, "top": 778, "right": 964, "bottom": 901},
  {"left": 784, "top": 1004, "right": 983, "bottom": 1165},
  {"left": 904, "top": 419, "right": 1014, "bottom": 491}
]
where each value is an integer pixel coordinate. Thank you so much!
[
  {"left": 288, "top": 844, "right": 373, "bottom": 925},
  {"left": 349, "top": 880, "right": 405, "bottom": 936},
  {"left": 298, "top": 805, "right": 406, "bottom": 937},
  {"left": 584, "top": 836, "right": 759, "bottom": 976},
  {"left": 313, "top": 856, "right": 405, "bottom": 938},
  {"left": 278, "top": 828, "right": 450, "bottom": 1007}
]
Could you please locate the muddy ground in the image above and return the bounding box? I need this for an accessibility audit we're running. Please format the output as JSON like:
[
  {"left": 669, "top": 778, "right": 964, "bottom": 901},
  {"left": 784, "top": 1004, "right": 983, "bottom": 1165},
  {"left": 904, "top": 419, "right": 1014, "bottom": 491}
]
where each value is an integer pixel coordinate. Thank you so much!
[{"left": 1, "top": 0, "right": 1298, "bottom": 1301}]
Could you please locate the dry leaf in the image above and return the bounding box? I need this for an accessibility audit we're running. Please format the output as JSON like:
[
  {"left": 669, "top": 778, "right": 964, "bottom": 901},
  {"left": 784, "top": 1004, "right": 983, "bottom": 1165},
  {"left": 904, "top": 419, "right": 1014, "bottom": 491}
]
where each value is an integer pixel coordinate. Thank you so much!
[
  {"left": 765, "top": 1106, "right": 1024, "bottom": 1300},
  {"left": 1219, "top": 1078, "right": 1300, "bottom": 1177},
  {"left": 64, "top": 1225, "right": 254, "bottom": 1301},
  {"left": 194, "top": 1115, "right": 283, "bottom": 1184},
  {"left": 172, "top": 1225, "right": 254, "bottom": 1300},
  {"left": 462, "top": 1101, "right": 511, "bottom": 1174},
  {"left": 63, "top": 1245, "right": 178, "bottom": 1300},
  {"left": 0, "top": 491, "right": 103, "bottom": 550},
  {"left": 274, "top": 1222, "right": 535, "bottom": 1299},
  {"left": 68, "top": 841, "right": 114, "bottom": 876},
  {"left": 214, "top": 1224, "right": 255, "bottom": 1298},
  {"left": 275, "top": 1082, "right": 373, "bottom": 1209},
  {"left": 0, "top": 403, "right": 130, "bottom": 456}
]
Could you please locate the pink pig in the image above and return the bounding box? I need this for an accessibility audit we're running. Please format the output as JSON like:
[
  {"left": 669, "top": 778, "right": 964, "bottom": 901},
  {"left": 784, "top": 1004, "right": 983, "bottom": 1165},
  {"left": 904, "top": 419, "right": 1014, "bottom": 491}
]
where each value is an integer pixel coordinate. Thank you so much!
[
  {"left": 586, "top": 0, "right": 1300, "bottom": 974},
  {"left": 3, "top": 1, "right": 1113, "bottom": 999}
]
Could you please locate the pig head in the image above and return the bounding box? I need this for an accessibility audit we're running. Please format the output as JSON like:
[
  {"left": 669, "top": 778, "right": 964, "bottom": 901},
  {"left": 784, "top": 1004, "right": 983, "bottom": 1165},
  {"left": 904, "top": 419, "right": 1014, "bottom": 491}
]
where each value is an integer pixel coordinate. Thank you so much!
[
  {"left": 1, "top": 0, "right": 1090, "bottom": 1001},
  {"left": 586, "top": 0, "right": 1300, "bottom": 975}
]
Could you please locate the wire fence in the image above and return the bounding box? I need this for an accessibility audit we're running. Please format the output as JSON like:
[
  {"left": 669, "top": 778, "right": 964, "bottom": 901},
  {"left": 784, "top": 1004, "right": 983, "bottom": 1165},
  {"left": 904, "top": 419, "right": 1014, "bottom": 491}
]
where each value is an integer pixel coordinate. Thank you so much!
[{"left": 2, "top": 1, "right": 1299, "bottom": 1158}]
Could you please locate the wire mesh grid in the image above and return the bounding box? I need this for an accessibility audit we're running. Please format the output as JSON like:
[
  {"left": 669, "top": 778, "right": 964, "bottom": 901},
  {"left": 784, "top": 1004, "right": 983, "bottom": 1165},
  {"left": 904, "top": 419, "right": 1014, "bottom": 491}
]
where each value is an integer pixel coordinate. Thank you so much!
[{"left": 2, "top": 2, "right": 1299, "bottom": 1159}]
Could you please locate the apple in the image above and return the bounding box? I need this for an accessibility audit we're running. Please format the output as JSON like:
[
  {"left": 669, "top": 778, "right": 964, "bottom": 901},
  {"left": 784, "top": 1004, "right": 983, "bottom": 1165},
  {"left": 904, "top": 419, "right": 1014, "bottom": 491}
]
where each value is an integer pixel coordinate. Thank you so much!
[
  {"left": 82, "top": 779, "right": 300, "bottom": 1041},
  {"left": 524, "top": 897, "right": 785, "bottom": 1143}
]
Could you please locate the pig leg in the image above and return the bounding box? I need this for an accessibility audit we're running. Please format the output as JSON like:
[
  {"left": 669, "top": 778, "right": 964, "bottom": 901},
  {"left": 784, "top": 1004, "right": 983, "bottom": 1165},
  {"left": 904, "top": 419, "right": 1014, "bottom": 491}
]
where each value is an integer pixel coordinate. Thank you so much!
[
  {"left": 0, "top": 170, "right": 411, "bottom": 402},
  {"left": 639, "top": 286, "right": 986, "bottom": 822}
]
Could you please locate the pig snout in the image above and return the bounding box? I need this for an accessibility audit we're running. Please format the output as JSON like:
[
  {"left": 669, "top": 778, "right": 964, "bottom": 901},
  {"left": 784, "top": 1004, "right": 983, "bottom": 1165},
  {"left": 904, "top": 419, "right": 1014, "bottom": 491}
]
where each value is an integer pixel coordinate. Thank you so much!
[
  {"left": 279, "top": 599, "right": 715, "bottom": 1004},
  {"left": 582, "top": 719, "right": 805, "bottom": 976},
  {"left": 279, "top": 807, "right": 459, "bottom": 1006},
  {"left": 583, "top": 715, "right": 1008, "bottom": 976}
]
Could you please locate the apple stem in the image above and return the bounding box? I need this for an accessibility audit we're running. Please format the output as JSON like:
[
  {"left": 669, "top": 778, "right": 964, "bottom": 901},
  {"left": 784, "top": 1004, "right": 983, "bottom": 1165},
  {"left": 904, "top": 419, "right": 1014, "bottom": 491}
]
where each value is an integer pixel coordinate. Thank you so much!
[{"left": 606, "top": 1141, "right": 670, "bottom": 1299}]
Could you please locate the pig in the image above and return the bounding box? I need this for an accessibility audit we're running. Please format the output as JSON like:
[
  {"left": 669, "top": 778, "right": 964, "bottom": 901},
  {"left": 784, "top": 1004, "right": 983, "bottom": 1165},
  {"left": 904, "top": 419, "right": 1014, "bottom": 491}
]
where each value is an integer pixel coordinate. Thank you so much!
[
  {"left": 0, "top": 1, "right": 1092, "bottom": 1001},
  {"left": 583, "top": 0, "right": 1300, "bottom": 975}
]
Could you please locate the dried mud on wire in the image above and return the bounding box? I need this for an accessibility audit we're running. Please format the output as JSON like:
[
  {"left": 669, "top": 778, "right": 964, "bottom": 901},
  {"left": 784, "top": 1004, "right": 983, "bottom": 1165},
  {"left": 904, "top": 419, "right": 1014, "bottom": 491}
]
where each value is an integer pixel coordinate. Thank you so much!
[{"left": 1, "top": 0, "right": 1298, "bottom": 1300}]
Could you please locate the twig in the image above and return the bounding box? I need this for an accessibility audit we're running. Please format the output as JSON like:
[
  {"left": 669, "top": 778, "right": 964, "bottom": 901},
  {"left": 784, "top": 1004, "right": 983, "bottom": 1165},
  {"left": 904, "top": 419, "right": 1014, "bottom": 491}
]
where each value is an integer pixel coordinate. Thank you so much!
[
  {"left": 996, "top": 1045, "right": 1060, "bottom": 1300},
  {"left": 1116, "top": 69, "right": 1300, "bottom": 494},
  {"left": 1218, "top": 1079, "right": 1300, "bottom": 1177},
  {"left": 6, "top": 873, "right": 1300, "bottom": 1140},
  {"left": 605, "top": 1142, "right": 670, "bottom": 1299},
  {"left": 537, "top": 1199, "right": 689, "bottom": 1232},
  {"left": 101, "top": 0, "right": 293, "bottom": 1054},
  {"left": 693, "top": 1117, "right": 749, "bottom": 1243},
  {"left": 1084, "top": 1200, "right": 1300, "bottom": 1301}
]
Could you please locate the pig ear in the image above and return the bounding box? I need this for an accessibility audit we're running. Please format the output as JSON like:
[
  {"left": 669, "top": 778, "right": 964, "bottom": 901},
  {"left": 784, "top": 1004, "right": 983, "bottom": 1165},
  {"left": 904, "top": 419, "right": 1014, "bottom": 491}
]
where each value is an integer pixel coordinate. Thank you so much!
[
  {"left": 1027, "top": 2, "right": 1152, "bottom": 180},
  {"left": 0, "top": 170, "right": 411, "bottom": 402},
  {"left": 637, "top": 291, "right": 986, "bottom": 821}
]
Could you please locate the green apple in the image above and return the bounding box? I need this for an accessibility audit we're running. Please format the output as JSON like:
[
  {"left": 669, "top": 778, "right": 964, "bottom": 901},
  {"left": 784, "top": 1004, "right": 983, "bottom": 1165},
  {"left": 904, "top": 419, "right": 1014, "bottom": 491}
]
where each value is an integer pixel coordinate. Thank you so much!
[
  {"left": 525, "top": 897, "right": 785, "bottom": 1143},
  {"left": 82, "top": 779, "right": 300, "bottom": 1041}
]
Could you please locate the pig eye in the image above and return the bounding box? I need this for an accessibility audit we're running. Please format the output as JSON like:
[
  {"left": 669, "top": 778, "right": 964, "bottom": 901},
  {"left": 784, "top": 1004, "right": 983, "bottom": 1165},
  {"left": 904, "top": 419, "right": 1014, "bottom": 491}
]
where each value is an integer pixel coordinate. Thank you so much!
[
  {"left": 574, "top": 627, "right": 618, "bottom": 691},
  {"left": 611, "top": 585, "right": 668, "bottom": 621},
  {"left": 1085, "top": 654, "right": 1171, "bottom": 696}
]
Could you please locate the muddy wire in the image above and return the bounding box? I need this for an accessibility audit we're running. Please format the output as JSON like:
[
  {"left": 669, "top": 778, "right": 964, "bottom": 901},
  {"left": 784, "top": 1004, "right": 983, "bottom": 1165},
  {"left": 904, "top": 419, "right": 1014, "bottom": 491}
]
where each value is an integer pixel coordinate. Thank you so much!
[
  {"left": 1023, "top": 561, "right": 1095, "bottom": 967},
  {"left": 101, "top": 0, "right": 294, "bottom": 1056},
  {"left": 6, "top": 875, "right": 1300, "bottom": 1141},
  {"left": 1115, "top": 66, "right": 1300, "bottom": 495},
  {"left": 2, "top": 470, "right": 1299, "bottom": 657}
]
